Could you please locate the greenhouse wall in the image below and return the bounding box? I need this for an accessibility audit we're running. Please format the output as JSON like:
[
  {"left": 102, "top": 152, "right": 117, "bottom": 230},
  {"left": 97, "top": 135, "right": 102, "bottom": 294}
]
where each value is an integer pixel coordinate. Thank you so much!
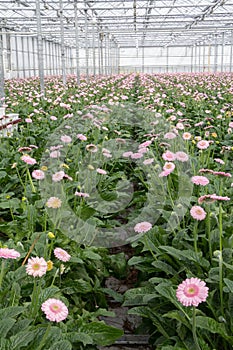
[
  {"left": 1, "top": 30, "right": 73, "bottom": 79},
  {"left": 119, "top": 45, "right": 233, "bottom": 73},
  {"left": 1, "top": 29, "right": 233, "bottom": 79}
]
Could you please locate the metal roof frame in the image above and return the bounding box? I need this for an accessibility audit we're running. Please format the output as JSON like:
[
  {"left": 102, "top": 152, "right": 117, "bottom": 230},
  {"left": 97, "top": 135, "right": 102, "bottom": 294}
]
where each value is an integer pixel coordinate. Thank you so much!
[{"left": 0, "top": 0, "right": 232, "bottom": 49}]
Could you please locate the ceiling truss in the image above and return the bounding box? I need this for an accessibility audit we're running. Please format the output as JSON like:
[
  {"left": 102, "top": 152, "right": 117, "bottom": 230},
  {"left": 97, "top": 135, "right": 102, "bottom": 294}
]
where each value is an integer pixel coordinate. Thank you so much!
[{"left": 0, "top": 0, "right": 233, "bottom": 48}]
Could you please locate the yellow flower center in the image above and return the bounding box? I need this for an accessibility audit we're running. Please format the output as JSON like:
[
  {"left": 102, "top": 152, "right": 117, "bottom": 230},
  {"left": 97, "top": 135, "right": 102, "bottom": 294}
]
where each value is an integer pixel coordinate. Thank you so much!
[{"left": 33, "top": 263, "right": 40, "bottom": 270}]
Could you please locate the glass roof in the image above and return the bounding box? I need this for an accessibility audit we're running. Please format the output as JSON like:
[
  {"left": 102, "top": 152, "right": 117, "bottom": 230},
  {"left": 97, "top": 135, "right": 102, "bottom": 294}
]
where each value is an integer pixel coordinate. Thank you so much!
[{"left": 0, "top": 0, "right": 233, "bottom": 48}]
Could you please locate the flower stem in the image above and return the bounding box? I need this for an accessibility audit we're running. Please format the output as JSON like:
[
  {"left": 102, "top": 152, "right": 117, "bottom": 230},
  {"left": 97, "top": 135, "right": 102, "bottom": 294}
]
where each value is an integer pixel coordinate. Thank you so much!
[
  {"left": 30, "top": 279, "right": 41, "bottom": 320},
  {"left": 219, "top": 202, "right": 224, "bottom": 316},
  {"left": 0, "top": 260, "right": 6, "bottom": 289},
  {"left": 26, "top": 167, "right": 36, "bottom": 193},
  {"left": 193, "top": 221, "right": 199, "bottom": 255},
  {"left": 206, "top": 207, "right": 212, "bottom": 260},
  {"left": 192, "top": 307, "right": 201, "bottom": 350},
  {"left": 37, "top": 323, "right": 52, "bottom": 350}
]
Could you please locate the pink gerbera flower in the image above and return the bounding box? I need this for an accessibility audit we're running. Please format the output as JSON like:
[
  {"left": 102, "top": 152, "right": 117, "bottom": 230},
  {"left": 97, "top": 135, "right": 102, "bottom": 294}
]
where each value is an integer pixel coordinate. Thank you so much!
[
  {"left": 26, "top": 257, "right": 47, "bottom": 277},
  {"left": 163, "top": 162, "right": 175, "bottom": 173},
  {"left": 122, "top": 151, "right": 133, "bottom": 158},
  {"left": 75, "top": 191, "right": 90, "bottom": 198},
  {"left": 54, "top": 247, "right": 71, "bottom": 262},
  {"left": 0, "top": 248, "right": 20, "bottom": 259},
  {"left": 139, "top": 140, "right": 152, "bottom": 148},
  {"left": 191, "top": 176, "right": 209, "bottom": 186},
  {"left": 77, "top": 133, "right": 87, "bottom": 141},
  {"left": 175, "top": 151, "right": 189, "bottom": 162},
  {"left": 41, "top": 298, "right": 68, "bottom": 322},
  {"left": 61, "top": 135, "right": 72, "bottom": 143},
  {"left": 164, "top": 132, "right": 177, "bottom": 139},
  {"left": 32, "top": 170, "right": 45, "bottom": 180},
  {"left": 214, "top": 158, "right": 225, "bottom": 165},
  {"left": 162, "top": 151, "right": 176, "bottom": 162},
  {"left": 46, "top": 197, "right": 62, "bottom": 209},
  {"left": 197, "top": 140, "right": 210, "bottom": 150},
  {"left": 50, "top": 150, "right": 61, "bottom": 158},
  {"left": 86, "top": 144, "right": 98, "bottom": 153},
  {"left": 143, "top": 158, "right": 154, "bottom": 165},
  {"left": 176, "top": 277, "right": 209, "bottom": 307},
  {"left": 131, "top": 153, "right": 144, "bottom": 159},
  {"left": 159, "top": 170, "right": 171, "bottom": 177},
  {"left": 134, "top": 221, "right": 152, "bottom": 233},
  {"left": 190, "top": 205, "right": 206, "bottom": 221},
  {"left": 21, "top": 154, "right": 37, "bottom": 165},
  {"left": 96, "top": 168, "right": 107, "bottom": 175},
  {"left": 198, "top": 194, "right": 230, "bottom": 204},
  {"left": 52, "top": 171, "right": 65, "bottom": 182},
  {"left": 182, "top": 132, "right": 192, "bottom": 140}
]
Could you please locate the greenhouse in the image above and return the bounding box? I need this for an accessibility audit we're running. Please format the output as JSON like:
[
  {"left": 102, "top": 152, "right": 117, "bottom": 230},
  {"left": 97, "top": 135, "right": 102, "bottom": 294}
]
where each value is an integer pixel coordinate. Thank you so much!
[{"left": 0, "top": 1, "right": 233, "bottom": 349}]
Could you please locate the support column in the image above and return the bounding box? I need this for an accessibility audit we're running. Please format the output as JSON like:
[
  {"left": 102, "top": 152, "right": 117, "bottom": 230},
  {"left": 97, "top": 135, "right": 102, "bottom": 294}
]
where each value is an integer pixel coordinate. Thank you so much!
[
  {"left": 117, "top": 45, "right": 120, "bottom": 74},
  {"left": 21, "top": 36, "right": 26, "bottom": 78},
  {"left": 214, "top": 33, "right": 218, "bottom": 72},
  {"left": 32, "top": 37, "right": 36, "bottom": 77},
  {"left": 98, "top": 31, "right": 101, "bottom": 75},
  {"left": 104, "top": 33, "right": 107, "bottom": 75},
  {"left": 0, "top": 29, "right": 4, "bottom": 104},
  {"left": 74, "top": 1, "right": 80, "bottom": 84},
  {"left": 92, "top": 22, "right": 96, "bottom": 76},
  {"left": 84, "top": 6, "right": 89, "bottom": 80},
  {"left": 198, "top": 43, "right": 201, "bottom": 72},
  {"left": 221, "top": 32, "right": 224, "bottom": 72},
  {"left": 142, "top": 45, "right": 144, "bottom": 73},
  {"left": 27, "top": 36, "right": 31, "bottom": 77},
  {"left": 59, "top": 0, "right": 66, "bottom": 85},
  {"left": 203, "top": 42, "right": 205, "bottom": 71},
  {"left": 108, "top": 34, "right": 111, "bottom": 75},
  {"left": 208, "top": 43, "right": 211, "bottom": 72},
  {"left": 230, "top": 30, "right": 233, "bottom": 72},
  {"left": 166, "top": 46, "right": 169, "bottom": 73},
  {"left": 194, "top": 44, "right": 197, "bottom": 72},
  {"left": 100, "top": 32, "right": 104, "bottom": 75},
  {"left": 49, "top": 41, "right": 53, "bottom": 75},
  {"left": 191, "top": 45, "right": 194, "bottom": 72},
  {"left": 35, "top": 0, "right": 45, "bottom": 94},
  {"left": 15, "top": 34, "right": 20, "bottom": 78}
]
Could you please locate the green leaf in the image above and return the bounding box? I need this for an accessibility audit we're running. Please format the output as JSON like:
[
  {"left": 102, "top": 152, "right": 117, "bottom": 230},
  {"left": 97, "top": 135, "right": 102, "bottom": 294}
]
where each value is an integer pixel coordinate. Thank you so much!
[
  {"left": 0, "top": 198, "right": 21, "bottom": 210},
  {"left": 123, "top": 285, "right": 157, "bottom": 306},
  {"left": 73, "top": 279, "right": 93, "bottom": 293},
  {"left": 163, "top": 310, "right": 190, "bottom": 329},
  {"left": 49, "top": 340, "right": 72, "bottom": 350},
  {"left": 82, "top": 250, "right": 101, "bottom": 260},
  {"left": 128, "top": 256, "right": 152, "bottom": 266},
  {"left": 10, "top": 330, "right": 36, "bottom": 349},
  {"left": 196, "top": 316, "right": 232, "bottom": 342},
  {"left": 39, "top": 286, "right": 60, "bottom": 304},
  {"left": 66, "top": 332, "right": 93, "bottom": 346},
  {"left": 69, "top": 257, "right": 84, "bottom": 264},
  {"left": 129, "top": 306, "right": 170, "bottom": 339},
  {"left": 102, "top": 288, "right": 124, "bottom": 303},
  {"left": 152, "top": 260, "right": 177, "bottom": 275},
  {"left": 93, "top": 308, "right": 115, "bottom": 318},
  {"left": 155, "top": 283, "right": 182, "bottom": 310},
  {"left": 159, "top": 246, "right": 210, "bottom": 269},
  {"left": 0, "top": 306, "right": 25, "bottom": 320},
  {"left": 223, "top": 278, "right": 233, "bottom": 293},
  {"left": 0, "top": 337, "right": 10, "bottom": 350},
  {"left": 80, "top": 321, "right": 123, "bottom": 346},
  {"left": 0, "top": 171, "right": 7, "bottom": 179},
  {"left": 161, "top": 346, "right": 186, "bottom": 350},
  {"left": 0, "top": 318, "right": 16, "bottom": 338},
  {"left": 10, "top": 319, "right": 32, "bottom": 336}
]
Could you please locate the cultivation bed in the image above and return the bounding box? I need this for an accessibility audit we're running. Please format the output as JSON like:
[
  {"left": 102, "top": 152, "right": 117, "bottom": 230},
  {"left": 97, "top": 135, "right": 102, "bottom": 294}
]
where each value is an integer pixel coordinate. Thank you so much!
[{"left": 99, "top": 245, "right": 152, "bottom": 350}]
